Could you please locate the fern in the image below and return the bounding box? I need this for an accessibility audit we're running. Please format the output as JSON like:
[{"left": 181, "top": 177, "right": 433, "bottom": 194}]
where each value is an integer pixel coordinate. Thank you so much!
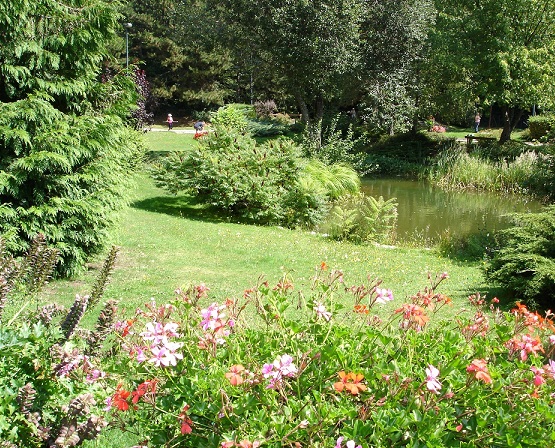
[{"left": 320, "top": 193, "right": 398, "bottom": 244}]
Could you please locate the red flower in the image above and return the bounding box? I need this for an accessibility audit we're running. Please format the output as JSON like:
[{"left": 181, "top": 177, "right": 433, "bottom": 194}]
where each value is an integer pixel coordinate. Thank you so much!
[
  {"left": 112, "top": 384, "right": 131, "bottom": 411},
  {"left": 178, "top": 404, "right": 193, "bottom": 435},
  {"left": 132, "top": 379, "right": 158, "bottom": 404}
]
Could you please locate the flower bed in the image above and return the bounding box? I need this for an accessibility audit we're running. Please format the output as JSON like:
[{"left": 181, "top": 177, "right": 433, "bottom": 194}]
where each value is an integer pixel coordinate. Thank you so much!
[{"left": 101, "top": 267, "right": 555, "bottom": 447}]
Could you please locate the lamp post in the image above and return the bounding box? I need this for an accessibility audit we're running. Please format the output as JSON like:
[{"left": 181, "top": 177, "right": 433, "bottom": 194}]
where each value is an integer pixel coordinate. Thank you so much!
[{"left": 124, "top": 22, "right": 132, "bottom": 68}]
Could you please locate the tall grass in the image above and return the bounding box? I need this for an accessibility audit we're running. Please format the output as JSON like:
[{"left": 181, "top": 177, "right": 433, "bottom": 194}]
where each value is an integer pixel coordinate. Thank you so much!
[
  {"left": 301, "top": 159, "right": 361, "bottom": 200},
  {"left": 428, "top": 145, "right": 541, "bottom": 194}
]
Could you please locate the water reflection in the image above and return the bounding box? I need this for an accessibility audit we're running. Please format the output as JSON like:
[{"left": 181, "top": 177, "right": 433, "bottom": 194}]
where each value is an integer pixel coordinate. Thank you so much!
[{"left": 361, "top": 178, "right": 544, "bottom": 242}]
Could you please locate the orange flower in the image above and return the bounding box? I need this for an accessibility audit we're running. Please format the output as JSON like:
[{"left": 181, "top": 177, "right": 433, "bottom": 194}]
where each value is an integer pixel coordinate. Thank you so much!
[
  {"left": 320, "top": 261, "right": 328, "bottom": 271},
  {"left": 225, "top": 365, "right": 246, "bottom": 386},
  {"left": 334, "top": 371, "right": 368, "bottom": 395},
  {"left": 395, "top": 303, "right": 429, "bottom": 330},
  {"left": 466, "top": 359, "right": 492, "bottom": 384},
  {"left": 354, "top": 304, "right": 369, "bottom": 314}
]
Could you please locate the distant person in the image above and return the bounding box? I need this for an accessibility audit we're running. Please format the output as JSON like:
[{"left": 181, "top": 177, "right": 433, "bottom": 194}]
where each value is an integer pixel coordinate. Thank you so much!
[
  {"left": 474, "top": 113, "right": 481, "bottom": 133},
  {"left": 194, "top": 121, "right": 205, "bottom": 132},
  {"left": 166, "top": 113, "right": 174, "bottom": 130},
  {"left": 348, "top": 108, "right": 357, "bottom": 120}
]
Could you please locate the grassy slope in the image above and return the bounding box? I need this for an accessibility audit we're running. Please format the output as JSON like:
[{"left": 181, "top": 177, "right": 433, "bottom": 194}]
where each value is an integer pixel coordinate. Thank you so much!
[{"left": 43, "top": 131, "right": 488, "bottom": 322}]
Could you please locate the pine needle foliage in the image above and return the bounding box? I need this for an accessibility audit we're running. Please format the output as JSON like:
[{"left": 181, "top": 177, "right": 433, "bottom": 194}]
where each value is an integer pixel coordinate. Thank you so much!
[
  {"left": 0, "top": 0, "right": 142, "bottom": 277},
  {"left": 485, "top": 205, "right": 555, "bottom": 308}
]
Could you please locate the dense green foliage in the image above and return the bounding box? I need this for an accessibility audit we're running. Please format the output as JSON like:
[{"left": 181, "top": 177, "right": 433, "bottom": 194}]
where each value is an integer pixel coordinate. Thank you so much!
[
  {"left": 529, "top": 114, "right": 555, "bottom": 141},
  {"left": 430, "top": 0, "right": 555, "bottom": 142},
  {"left": 98, "top": 268, "right": 555, "bottom": 447},
  {"left": 320, "top": 194, "right": 398, "bottom": 244},
  {"left": 0, "top": 0, "right": 142, "bottom": 276},
  {"left": 122, "top": 0, "right": 234, "bottom": 110},
  {"left": 152, "top": 106, "right": 363, "bottom": 228},
  {"left": 0, "top": 237, "right": 118, "bottom": 447},
  {"left": 427, "top": 144, "right": 546, "bottom": 195},
  {"left": 486, "top": 205, "right": 555, "bottom": 307}
]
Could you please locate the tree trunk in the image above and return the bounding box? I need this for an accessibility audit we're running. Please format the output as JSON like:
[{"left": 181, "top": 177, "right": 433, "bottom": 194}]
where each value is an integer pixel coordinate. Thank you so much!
[
  {"left": 499, "top": 106, "right": 512, "bottom": 144},
  {"left": 499, "top": 106, "right": 524, "bottom": 144},
  {"left": 295, "top": 92, "right": 310, "bottom": 124}
]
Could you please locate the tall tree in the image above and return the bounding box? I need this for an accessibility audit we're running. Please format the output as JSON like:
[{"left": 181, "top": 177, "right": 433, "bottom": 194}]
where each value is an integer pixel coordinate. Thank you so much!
[
  {"left": 432, "top": 0, "right": 555, "bottom": 142},
  {"left": 216, "top": 0, "right": 361, "bottom": 126},
  {"left": 0, "top": 0, "right": 141, "bottom": 276},
  {"left": 358, "top": 0, "right": 436, "bottom": 135},
  {"left": 123, "top": 0, "right": 235, "bottom": 112}
]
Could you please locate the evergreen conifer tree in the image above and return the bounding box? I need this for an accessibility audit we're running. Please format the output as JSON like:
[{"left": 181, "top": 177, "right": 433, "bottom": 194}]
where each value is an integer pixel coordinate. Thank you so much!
[{"left": 0, "top": 0, "right": 142, "bottom": 276}]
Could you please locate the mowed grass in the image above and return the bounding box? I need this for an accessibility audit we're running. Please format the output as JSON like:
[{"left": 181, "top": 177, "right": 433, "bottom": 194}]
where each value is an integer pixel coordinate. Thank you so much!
[{"left": 44, "top": 131, "right": 489, "bottom": 322}]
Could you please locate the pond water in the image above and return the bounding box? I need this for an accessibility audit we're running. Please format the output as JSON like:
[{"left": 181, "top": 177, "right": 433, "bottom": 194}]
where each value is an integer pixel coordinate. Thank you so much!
[{"left": 361, "top": 178, "right": 545, "bottom": 243}]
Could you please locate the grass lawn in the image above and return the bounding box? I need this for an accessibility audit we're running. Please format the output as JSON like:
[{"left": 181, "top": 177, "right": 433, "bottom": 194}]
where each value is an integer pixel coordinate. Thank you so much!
[
  {"left": 437, "top": 125, "right": 529, "bottom": 142},
  {"left": 41, "top": 131, "right": 491, "bottom": 326}
]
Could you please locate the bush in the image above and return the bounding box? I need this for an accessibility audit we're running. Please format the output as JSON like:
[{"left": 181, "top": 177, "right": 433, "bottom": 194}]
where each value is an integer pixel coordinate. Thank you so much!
[
  {"left": 253, "top": 100, "right": 277, "bottom": 118},
  {"left": 246, "top": 119, "right": 289, "bottom": 137},
  {"left": 0, "top": 97, "right": 142, "bottom": 277},
  {"left": 0, "top": 236, "right": 119, "bottom": 447},
  {"left": 152, "top": 128, "right": 328, "bottom": 227},
  {"left": 301, "top": 115, "right": 367, "bottom": 174},
  {"left": 427, "top": 145, "right": 541, "bottom": 195},
  {"left": 528, "top": 114, "right": 555, "bottom": 141},
  {"left": 320, "top": 193, "right": 398, "bottom": 244},
  {"left": 485, "top": 205, "right": 555, "bottom": 308},
  {"left": 438, "top": 229, "right": 500, "bottom": 262},
  {"left": 153, "top": 107, "right": 362, "bottom": 228}
]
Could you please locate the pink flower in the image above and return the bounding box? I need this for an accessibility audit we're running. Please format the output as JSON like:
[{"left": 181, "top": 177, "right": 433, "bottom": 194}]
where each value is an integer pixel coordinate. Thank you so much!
[
  {"left": 262, "top": 363, "right": 274, "bottom": 377},
  {"left": 467, "top": 359, "right": 492, "bottom": 384},
  {"left": 425, "top": 364, "right": 442, "bottom": 394},
  {"left": 544, "top": 359, "right": 555, "bottom": 380},
  {"left": 262, "top": 354, "right": 297, "bottom": 389},
  {"left": 313, "top": 302, "right": 332, "bottom": 321},
  {"left": 148, "top": 341, "right": 183, "bottom": 367},
  {"left": 335, "top": 437, "right": 361, "bottom": 448},
  {"left": 549, "top": 335, "right": 555, "bottom": 345},
  {"left": 531, "top": 366, "right": 546, "bottom": 386},
  {"left": 273, "top": 354, "right": 297, "bottom": 377},
  {"left": 346, "top": 441, "right": 362, "bottom": 448},
  {"left": 374, "top": 287, "right": 394, "bottom": 304},
  {"left": 136, "top": 347, "right": 147, "bottom": 363},
  {"left": 506, "top": 333, "right": 544, "bottom": 361}
]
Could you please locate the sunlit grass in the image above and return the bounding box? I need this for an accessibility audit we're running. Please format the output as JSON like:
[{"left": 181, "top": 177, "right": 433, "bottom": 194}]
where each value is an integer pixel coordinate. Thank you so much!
[{"left": 43, "top": 132, "right": 489, "bottom": 324}]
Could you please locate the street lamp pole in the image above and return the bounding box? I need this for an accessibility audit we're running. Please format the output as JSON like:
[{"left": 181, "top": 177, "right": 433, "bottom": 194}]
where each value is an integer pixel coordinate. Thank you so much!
[{"left": 124, "top": 22, "right": 132, "bottom": 69}]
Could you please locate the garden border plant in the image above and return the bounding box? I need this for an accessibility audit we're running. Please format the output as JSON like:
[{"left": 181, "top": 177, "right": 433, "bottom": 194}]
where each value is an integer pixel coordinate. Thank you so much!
[
  {"left": 102, "top": 267, "right": 555, "bottom": 447},
  {"left": 4, "top": 237, "right": 555, "bottom": 447}
]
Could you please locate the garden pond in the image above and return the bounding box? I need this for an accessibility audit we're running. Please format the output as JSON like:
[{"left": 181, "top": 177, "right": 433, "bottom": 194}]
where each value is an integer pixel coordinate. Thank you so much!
[{"left": 361, "top": 177, "right": 545, "bottom": 243}]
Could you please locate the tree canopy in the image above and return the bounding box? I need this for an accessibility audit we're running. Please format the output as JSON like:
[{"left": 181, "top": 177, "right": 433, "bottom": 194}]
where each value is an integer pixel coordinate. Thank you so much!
[{"left": 431, "top": 0, "right": 555, "bottom": 141}]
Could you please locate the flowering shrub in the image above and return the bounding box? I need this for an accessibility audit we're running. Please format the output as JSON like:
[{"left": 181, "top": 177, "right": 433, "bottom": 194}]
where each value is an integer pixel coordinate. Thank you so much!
[
  {"left": 105, "top": 267, "right": 555, "bottom": 447},
  {"left": 430, "top": 125, "right": 446, "bottom": 133}
]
